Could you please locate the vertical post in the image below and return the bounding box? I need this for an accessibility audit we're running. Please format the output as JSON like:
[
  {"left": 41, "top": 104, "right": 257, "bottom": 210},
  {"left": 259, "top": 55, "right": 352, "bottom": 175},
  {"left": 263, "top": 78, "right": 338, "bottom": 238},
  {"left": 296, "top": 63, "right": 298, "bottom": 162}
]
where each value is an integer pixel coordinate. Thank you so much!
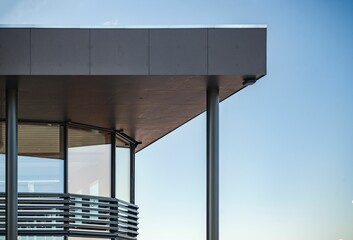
[
  {"left": 6, "top": 79, "right": 18, "bottom": 239},
  {"left": 130, "top": 144, "right": 136, "bottom": 204},
  {"left": 63, "top": 123, "right": 68, "bottom": 193},
  {"left": 63, "top": 123, "right": 68, "bottom": 240},
  {"left": 207, "top": 86, "right": 219, "bottom": 240},
  {"left": 111, "top": 134, "right": 116, "bottom": 198},
  {"left": 110, "top": 135, "right": 116, "bottom": 240}
]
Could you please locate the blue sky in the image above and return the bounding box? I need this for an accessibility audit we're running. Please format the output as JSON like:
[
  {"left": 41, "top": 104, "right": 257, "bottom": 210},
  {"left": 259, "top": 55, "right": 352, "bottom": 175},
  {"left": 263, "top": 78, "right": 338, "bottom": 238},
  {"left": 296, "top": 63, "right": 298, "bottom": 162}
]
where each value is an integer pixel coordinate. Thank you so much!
[{"left": 1, "top": 1, "right": 353, "bottom": 240}]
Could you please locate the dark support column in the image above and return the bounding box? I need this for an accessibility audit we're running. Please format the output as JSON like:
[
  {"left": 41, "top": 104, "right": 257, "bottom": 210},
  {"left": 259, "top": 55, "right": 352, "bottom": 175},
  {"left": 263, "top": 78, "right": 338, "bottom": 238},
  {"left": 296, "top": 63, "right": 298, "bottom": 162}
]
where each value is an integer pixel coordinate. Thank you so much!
[
  {"left": 63, "top": 123, "right": 69, "bottom": 240},
  {"left": 6, "top": 80, "right": 18, "bottom": 239},
  {"left": 207, "top": 86, "right": 219, "bottom": 240},
  {"left": 111, "top": 134, "right": 116, "bottom": 198},
  {"left": 63, "top": 123, "right": 68, "bottom": 193},
  {"left": 110, "top": 136, "right": 116, "bottom": 240},
  {"left": 130, "top": 144, "right": 136, "bottom": 204}
]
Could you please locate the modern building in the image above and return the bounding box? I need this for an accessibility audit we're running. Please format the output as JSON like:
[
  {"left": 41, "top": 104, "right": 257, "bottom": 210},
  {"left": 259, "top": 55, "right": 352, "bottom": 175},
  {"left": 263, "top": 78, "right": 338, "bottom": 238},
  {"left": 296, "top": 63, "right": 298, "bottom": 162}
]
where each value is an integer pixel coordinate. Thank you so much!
[{"left": 0, "top": 25, "right": 266, "bottom": 240}]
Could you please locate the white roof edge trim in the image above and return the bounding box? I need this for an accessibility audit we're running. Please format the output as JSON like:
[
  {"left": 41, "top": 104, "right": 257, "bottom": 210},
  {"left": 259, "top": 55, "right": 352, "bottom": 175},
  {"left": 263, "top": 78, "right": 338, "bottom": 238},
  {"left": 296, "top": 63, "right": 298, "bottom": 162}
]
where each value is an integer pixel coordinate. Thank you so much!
[{"left": 0, "top": 24, "right": 267, "bottom": 29}]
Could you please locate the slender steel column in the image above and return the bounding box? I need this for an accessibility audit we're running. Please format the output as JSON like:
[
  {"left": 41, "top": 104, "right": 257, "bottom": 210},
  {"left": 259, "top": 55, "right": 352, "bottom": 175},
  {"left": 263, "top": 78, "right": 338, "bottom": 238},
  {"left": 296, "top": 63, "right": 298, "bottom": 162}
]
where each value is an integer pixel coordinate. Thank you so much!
[
  {"left": 63, "top": 123, "right": 69, "bottom": 240},
  {"left": 130, "top": 144, "right": 136, "bottom": 204},
  {"left": 111, "top": 134, "right": 116, "bottom": 198},
  {"left": 207, "top": 86, "right": 219, "bottom": 240},
  {"left": 63, "top": 123, "right": 68, "bottom": 193},
  {"left": 110, "top": 136, "right": 116, "bottom": 240},
  {"left": 6, "top": 80, "right": 18, "bottom": 239}
]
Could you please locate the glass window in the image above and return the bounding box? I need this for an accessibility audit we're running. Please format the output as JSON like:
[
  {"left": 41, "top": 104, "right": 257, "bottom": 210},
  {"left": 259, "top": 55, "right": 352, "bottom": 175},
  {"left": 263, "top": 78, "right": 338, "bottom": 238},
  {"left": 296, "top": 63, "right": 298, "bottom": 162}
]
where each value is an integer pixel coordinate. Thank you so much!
[
  {"left": 0, "top": 122, "right": 5, "bottom": 191},
  {"left": 0, "top": 122, "right": 4, "bottom": 153},
  {"left": 18, "top": 123, "right": 64, "bottom": 159},
  {"left": 0, "top": 122, "right": 64, "bottom": 193},
  {"left": 116, "top": 137, "right": 131, "bottom": 202},
  {"left": 68, "top": 127, "right": 111, "bottom": 197},
  {"left": 18, "top": 123, "right": 64, "bottom": 193},
  {"left": 18, "top": 156, "right": 63, "bottom": 192},
  {"left": 0, "top": 154, "right": 4, "bottom": 192}
]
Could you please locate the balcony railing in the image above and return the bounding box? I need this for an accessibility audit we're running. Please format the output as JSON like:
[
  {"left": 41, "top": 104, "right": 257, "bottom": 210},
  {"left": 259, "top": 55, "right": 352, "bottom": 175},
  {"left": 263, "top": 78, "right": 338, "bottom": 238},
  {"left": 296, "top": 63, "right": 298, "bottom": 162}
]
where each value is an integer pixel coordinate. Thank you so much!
[{"left": 0, "top": 192, "right": 139, "bottom": 239}]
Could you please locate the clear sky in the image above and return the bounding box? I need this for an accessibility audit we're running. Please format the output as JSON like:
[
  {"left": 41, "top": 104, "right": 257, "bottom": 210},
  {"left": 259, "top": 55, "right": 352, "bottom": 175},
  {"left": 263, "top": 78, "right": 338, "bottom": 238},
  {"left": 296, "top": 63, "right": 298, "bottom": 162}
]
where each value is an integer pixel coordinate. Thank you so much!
[{"left": 1, "top": 1, "right": 353, "bottom": 240}]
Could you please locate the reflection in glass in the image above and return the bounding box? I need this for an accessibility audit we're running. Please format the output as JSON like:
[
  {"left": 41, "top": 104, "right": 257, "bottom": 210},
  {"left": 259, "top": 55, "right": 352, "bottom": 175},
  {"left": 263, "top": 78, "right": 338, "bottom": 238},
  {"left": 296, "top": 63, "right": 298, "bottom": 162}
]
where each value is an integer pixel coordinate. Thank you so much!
[
  {"left": 0, "top": 154, "right": 4, "bottom": 192},
  {"left": 18, "top": 123, "right": 63, "bottom": 159},
  {"left": 0, "top": 122, "right": 5, "bottom": 154},
  {"left": 0, "top": 123, "right": 5, "bottom": 192},
  {"left": 0, "top": 156, "right": 64, "bottom": 193},
  {"left": 68, "top": 127, "right": 111, "bottom": 197},
  {"left": 0, "top": 123, "right": 64, "bottom": 193},
  {"left": 116, "top": 138, "right": 131, "bottom": 202},
  {"left": 18, "top": 156, "right": 63, "bottom": 192}
]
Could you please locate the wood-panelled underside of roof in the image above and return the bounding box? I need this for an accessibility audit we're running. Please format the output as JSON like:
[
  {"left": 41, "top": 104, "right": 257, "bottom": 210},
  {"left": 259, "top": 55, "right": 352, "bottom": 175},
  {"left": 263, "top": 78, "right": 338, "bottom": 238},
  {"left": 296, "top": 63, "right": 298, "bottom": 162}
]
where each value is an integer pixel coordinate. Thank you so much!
[{"left": 0, "top": 75, "right": 252, "bottom": 151}]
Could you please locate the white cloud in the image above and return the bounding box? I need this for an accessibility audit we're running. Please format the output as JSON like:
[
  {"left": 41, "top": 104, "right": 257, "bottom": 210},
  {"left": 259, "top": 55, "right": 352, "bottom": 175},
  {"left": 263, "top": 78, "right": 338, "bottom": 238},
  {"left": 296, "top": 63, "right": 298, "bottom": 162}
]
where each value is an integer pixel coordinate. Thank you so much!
[{"left": 103, "top": 19, "right": 119, "bottom": 26}]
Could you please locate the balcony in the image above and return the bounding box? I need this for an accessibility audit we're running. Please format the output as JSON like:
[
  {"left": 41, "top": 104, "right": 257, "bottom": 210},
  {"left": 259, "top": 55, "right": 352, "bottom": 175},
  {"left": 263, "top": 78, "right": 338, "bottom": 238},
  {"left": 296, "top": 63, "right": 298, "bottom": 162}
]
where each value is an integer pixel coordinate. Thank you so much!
[{"left": 0, "top": 192, "right": 139, "bottom": 239}]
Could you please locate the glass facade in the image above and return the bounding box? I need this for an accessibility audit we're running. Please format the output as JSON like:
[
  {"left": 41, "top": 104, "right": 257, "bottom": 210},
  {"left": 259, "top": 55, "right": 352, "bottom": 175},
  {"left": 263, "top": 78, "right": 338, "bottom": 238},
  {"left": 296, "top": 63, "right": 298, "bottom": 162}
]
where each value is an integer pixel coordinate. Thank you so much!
[
  {"left": 0, "top": 121, "right": 135, "bottom": 238},
  {"left": 0, "top": 123, "right": 4, "bottom": 191},
  {"left": 0, "top": 158, "right": 64, "bottom": 193},
  {"left": 0, "top": 154, "right": 4, "bottom": 192},
  {"left": 116, "top": 138, "right": 131, "bottom": 202},
  {"left": 17, "top": 156, "right": 63, "bottom": 193},
  {"left": 68, "top": 127, "right": 111, "bottom": 197},
  {"left": 0, "top": 123, "right": 64, "bottom": 193}
]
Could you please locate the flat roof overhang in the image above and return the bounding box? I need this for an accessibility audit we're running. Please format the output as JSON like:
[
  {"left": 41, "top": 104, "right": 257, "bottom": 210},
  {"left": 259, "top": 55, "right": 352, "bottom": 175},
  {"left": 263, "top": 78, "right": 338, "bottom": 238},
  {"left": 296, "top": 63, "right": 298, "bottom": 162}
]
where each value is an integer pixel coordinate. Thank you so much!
[{"left": 0, "top": 26, "right": 266, "bottom": 151}]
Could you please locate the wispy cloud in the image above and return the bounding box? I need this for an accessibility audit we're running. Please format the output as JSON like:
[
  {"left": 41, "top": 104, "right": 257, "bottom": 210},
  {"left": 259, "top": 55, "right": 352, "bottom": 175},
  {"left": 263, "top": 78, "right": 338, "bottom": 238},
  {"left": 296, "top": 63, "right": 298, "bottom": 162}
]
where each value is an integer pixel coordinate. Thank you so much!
[{"left": 103, "top": 19, "right": 119, "bottom": 26}]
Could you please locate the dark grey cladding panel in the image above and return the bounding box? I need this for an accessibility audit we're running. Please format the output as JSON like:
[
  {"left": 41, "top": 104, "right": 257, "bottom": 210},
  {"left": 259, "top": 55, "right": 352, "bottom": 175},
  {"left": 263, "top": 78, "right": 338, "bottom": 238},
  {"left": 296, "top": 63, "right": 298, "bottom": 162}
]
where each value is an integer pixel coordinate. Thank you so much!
[
  {"left": 90, "top": 29, "right": 149, "bottom": 75},
  {"left": 0, "top": 29, "right": 30, "bottom": 75},
  {"left": 31, "top": 29, "right": 90, "bottom": 75},
  {"left": 208, "top": 28, "right": 266, "bottom": 75},
  {"left": 149, "top": 29, "right": 207, "bottom": 75},
  {"left": 0, "top": 27, "right": 266, "bottom": 76}
]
